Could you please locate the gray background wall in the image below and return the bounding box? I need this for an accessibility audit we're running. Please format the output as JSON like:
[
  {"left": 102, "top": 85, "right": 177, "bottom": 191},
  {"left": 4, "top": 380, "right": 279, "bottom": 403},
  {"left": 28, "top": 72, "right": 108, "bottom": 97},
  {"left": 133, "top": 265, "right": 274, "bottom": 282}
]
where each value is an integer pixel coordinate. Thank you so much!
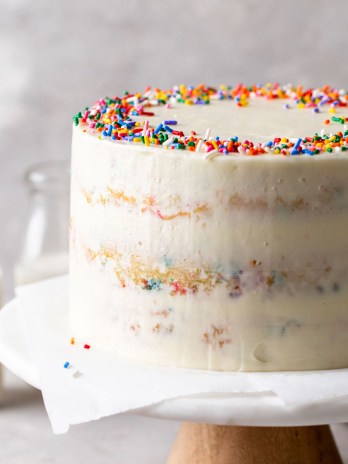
[{"left": 1, "top": 0, "right": 348, "bottom": 300}]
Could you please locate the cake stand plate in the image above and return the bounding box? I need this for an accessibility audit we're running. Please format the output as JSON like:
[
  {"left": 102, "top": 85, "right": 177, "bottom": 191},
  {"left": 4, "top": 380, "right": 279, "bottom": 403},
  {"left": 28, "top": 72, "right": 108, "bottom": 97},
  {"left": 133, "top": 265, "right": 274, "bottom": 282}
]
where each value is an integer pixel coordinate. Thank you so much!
[{"left": 0, "top": 287, "right": 346, "bottom": 463}]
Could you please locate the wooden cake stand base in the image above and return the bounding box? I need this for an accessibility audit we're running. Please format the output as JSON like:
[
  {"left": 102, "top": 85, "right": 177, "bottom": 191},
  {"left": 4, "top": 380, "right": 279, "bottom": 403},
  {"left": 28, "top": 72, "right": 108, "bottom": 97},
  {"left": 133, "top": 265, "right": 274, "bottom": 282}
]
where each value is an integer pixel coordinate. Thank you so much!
[{"left": 167, "top": 423, "right": 342, "bottom": 464}]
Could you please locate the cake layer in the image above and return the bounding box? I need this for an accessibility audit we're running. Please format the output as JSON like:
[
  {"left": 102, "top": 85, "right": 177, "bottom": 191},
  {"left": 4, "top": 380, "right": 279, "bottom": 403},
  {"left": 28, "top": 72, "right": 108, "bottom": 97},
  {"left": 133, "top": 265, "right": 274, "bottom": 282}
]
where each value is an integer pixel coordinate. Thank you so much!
[
  {"left": 70, "top": 261, "right": 348, "bottom": 371},
  {"left": 71, "top": 128, "right": 348, "bottom": 268}
]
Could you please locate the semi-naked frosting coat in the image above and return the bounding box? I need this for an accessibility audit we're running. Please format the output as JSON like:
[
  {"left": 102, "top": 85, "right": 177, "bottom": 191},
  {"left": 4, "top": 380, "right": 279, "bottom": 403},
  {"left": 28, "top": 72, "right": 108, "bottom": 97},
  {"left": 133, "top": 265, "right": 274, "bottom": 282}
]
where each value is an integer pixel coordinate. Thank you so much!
[{"left": 70, "top": 85, "right": 348, "bottom": 371}]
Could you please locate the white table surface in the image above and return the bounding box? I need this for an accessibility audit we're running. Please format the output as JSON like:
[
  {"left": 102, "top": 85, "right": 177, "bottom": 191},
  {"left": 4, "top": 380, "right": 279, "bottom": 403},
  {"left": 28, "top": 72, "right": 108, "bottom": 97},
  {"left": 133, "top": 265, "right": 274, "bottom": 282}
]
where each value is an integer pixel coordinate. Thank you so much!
[
  {"left": 0, "top": 367, "right": 179, "bottom": 464},
  {"left": 0, "top": 367, "right": 347, "bottom": 464}
]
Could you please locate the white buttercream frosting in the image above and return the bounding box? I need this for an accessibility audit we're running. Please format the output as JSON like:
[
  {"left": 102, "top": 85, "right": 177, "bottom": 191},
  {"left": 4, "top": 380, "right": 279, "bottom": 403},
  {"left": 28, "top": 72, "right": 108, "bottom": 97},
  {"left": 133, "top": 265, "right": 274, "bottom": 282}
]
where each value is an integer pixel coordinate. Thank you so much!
[{"left": 70, "top": 89, "right": 348, "bottom": 371}]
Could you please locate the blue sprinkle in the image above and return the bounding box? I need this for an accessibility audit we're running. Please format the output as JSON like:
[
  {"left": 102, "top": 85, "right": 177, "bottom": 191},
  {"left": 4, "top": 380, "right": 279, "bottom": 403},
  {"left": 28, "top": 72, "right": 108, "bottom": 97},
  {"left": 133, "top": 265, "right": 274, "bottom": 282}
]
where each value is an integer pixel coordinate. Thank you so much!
[
  {"left": 290, "top": 149, "right": 300, "bottom": 155},
  {"left": 163, "top": 120, "right": 177, "bottom": 125},
  {"left": 107, "top": 124, "right": 113, "bottom": 136},
  {"left": 266, "top": 141, "right": 273, "bottom": 147},
  {"left": 313, "top": 107, "right": 320, "bottom": 113},
  {"left": 154, "top": 123, "right": 164, "bottom": 134},
  {"left": 101, "top": 107, "right": 107, "bottom": 114},
  {"left": 294, "top": 138, "right": 302, "bottom": 150},
  {"left": 64, "top": 362, "right": 70, "bottom": 369},
  {"left": 143, "top": 278, "right": 162, "bottom": 291},
  {"left": 163, "top": 125, "right": 173, "bottom": 133},
  {"left": 284, "top": 104, "right": 290, "bottom": 110},
  {"left": 303, "top": 149, "right": 315, "bottom": 156}
]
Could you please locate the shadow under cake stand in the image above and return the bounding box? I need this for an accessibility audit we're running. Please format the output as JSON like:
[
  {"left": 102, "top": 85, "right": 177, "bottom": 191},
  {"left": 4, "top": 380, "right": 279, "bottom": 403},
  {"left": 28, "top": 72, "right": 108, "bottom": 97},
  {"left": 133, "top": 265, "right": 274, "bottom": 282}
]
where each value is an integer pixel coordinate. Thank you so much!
[{"left": 0, "top": 296, "right": 345, "bottom": 464}]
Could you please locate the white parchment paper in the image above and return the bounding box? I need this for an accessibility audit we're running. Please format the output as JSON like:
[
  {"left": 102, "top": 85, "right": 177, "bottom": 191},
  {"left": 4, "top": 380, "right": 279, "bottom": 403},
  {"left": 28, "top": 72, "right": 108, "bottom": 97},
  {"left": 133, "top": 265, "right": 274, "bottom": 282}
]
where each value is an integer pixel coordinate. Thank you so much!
[{"left": 1, "top": 276, "right": 348, "bottom": 433}]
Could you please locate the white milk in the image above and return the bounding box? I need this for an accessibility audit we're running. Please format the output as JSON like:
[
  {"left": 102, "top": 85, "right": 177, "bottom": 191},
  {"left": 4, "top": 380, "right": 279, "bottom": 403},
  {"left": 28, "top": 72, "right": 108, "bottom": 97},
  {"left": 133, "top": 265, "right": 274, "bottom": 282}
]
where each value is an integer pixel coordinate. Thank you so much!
[{"left": 14, "top": 252, "right": 69, "bottom": 286}]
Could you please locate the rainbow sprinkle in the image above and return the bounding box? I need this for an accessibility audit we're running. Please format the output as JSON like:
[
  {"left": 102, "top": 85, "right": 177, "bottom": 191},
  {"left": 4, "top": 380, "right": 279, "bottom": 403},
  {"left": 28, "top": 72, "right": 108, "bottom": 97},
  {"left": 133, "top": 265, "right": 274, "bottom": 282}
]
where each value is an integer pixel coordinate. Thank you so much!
[{"left": 73, "top": 84, "right": 348, "bottom": 157}]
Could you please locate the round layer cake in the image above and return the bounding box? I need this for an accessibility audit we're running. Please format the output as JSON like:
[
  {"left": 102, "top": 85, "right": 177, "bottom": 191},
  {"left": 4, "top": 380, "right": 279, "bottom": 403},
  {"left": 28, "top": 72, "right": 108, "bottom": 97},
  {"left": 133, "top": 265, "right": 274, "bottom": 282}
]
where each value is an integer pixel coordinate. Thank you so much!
[{"left": 70, "top": 84, "right": 348, "bottom": 371}]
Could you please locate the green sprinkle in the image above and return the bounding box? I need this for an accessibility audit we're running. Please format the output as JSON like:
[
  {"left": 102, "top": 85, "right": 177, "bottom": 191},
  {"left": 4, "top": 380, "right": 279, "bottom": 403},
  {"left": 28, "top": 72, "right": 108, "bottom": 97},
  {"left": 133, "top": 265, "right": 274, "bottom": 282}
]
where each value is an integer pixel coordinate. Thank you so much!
[{"left": 332, "top": 116, "right": 345, "bottom": 124}]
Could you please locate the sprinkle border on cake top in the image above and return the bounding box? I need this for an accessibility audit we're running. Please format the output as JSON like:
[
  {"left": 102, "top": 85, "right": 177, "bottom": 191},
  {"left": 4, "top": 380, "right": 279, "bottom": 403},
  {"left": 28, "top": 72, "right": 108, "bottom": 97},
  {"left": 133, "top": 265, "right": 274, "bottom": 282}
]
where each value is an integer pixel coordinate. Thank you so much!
[{"left": 73, "top": 83, "right": 348, "bottom": 157}]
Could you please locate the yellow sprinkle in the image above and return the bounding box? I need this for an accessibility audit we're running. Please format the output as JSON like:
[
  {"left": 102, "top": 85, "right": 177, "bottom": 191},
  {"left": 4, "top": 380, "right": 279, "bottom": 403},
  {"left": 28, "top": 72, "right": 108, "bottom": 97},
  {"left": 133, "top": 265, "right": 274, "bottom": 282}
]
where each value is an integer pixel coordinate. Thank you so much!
[
  {"left": 280, "top": 138, "right": 288, "bottom": 143},
  {"left": 185, "top": 99, "right": 193, "bottom": 105},
  {"left": 212, "top": 140, "right": 219, "bottom": 150},
  {"left": 103, "top": 118, "right": 111, "bottom": 124},
  {"left": 329, "top": 108, "right": 336, "bottom": 114},
  {"left": 144, "top": 136, "right": 150, "bottom": 146},
  {"left": 274, "top": 148, "right": 280, "bottom": 154},
  {"left": 133, "top": 137, "right": 142, "bottom": 143},
  {"left": 297, "top": 103, "right": 305, "bottom": 109}
]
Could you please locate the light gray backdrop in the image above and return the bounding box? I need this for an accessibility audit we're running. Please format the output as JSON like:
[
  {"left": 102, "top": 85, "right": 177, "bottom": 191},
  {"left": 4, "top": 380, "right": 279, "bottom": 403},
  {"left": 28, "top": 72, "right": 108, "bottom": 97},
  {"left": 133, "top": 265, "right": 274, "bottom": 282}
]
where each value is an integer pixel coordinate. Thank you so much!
[{"left": 1, "top": 0, "right": 348, "bottom": 300}]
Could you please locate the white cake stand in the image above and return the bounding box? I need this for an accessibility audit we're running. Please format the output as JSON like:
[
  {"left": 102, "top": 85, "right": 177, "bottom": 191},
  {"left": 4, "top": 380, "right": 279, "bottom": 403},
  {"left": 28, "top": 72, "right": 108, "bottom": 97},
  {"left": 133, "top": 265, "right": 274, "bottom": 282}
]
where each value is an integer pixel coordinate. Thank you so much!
[{"left": 0, "top": 297, "right": 345, "bottom": 463}]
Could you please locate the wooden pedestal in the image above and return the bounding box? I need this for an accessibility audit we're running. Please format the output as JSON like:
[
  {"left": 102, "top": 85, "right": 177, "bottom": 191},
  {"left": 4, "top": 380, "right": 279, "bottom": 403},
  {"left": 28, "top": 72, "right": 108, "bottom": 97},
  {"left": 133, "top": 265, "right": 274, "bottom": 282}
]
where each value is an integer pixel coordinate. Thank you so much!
[{"left": 167, "top": 423, "right": 342, "bottom": 464}]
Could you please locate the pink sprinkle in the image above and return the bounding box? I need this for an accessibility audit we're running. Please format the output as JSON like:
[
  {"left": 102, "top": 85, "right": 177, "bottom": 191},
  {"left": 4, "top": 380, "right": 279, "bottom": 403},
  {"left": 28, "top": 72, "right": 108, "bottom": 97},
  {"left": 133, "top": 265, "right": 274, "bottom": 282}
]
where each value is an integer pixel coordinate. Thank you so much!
[{"left": 142, "top": 120, "right": 149, "bottom": 136}]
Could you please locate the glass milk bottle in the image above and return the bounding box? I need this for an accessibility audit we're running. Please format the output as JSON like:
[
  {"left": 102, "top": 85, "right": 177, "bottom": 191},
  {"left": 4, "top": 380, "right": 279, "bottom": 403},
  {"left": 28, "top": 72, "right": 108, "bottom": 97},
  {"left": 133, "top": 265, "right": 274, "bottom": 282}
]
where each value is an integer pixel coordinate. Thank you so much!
[{"left": 14, "top": 160, "right": 70, "bottom": 286}]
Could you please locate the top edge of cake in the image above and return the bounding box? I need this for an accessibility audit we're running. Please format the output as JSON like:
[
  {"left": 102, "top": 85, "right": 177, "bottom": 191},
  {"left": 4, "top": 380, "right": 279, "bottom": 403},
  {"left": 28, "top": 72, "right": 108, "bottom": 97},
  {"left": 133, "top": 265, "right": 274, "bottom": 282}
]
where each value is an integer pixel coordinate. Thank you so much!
[{"left": 73, "top": 83, "right": 348, "bottom": 158}]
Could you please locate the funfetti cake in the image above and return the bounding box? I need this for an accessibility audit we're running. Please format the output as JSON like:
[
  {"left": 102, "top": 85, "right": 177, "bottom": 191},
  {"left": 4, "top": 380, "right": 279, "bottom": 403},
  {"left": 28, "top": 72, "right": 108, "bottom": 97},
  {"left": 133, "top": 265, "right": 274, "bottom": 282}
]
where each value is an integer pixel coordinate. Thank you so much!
[{"left": 70, "top": 83, "right": 348, "bottom": 372}]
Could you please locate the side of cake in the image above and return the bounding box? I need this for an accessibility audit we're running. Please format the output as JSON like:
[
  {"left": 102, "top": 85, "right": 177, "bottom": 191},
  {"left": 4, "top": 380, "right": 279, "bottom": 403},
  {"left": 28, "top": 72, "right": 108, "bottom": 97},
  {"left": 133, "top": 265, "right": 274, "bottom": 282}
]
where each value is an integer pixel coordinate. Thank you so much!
[{"left": 70, "top": 84, "right": 348, "bottom": 371}]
